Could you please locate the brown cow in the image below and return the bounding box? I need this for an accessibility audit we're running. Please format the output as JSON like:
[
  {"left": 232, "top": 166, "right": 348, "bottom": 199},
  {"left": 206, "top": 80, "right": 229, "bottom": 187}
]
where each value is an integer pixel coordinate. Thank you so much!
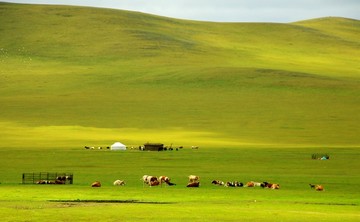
[
  {"left": 315, "top": 185, "right": 324, "bottom": 191},
  {"left": 150, "top": 180, "right": 160, "bottom": 186},
  {"left": 263, "top": 182, "right": 280, "bottom": 189},
  {"left": 55, "top": 180, "right": 65, "bottom": 184},
  {"left": 91, "top": 181, "right": 101, "bottom": 187},
  {"left": 187, "top": 181, "right": 200, "bottom": 187},
  {"left": 245, "top": 181, "right": 255, "bottom": 187},
  {"left": 310, "top": 184, "right": 324, "bottom": 191}
]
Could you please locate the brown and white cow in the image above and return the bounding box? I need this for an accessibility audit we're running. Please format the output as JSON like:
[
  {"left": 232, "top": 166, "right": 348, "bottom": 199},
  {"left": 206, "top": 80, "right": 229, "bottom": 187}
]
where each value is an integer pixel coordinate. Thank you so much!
[
  {"left": 91, "top": 181, "right": 101, "bottom": 187},
  {"left": 212, "top": 180, "right": 225, "bottom": 186},
  {"left": 158, "top": 176, "right": 176, "bottom": 186},
  {"left": 310, "top": 184, "right": 324, "bottom": 191},
  {"left": 263, "top": 182, "right": 280, "bottom": 189},
  {"left": 245, "top": 181, "right": 263, "bottom": 187},
  {"left": 142, "top": 175, "right": 159, "bottom": 187}
]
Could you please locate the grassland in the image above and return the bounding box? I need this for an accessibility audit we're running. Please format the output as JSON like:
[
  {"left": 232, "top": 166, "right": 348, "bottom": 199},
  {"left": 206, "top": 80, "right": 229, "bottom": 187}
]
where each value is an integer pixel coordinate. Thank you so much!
[
  {"left": 0, "top": 147, "right": 359, "bottom": 221},
  {"left": 0, "top": 3, "right": 359, "bottom": 148},
  {"left": 0, "top": 3, "right": 359, "bottom": 221}
]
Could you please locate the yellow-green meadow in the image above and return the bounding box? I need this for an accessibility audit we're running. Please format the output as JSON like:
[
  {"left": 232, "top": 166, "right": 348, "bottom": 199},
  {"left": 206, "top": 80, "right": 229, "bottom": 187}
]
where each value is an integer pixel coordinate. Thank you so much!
[{"left": 0, "top": 3, "right": 359, "bottom": 221}]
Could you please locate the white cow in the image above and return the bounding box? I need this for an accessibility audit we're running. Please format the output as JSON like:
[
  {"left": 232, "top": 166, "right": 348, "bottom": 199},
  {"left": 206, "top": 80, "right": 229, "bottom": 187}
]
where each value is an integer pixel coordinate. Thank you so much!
[
  {"left": 113, "top": 180, "right": 125, "bottom": 186},
  {"left": 188, "top": 175, "right": 200, "bottom": 183}
]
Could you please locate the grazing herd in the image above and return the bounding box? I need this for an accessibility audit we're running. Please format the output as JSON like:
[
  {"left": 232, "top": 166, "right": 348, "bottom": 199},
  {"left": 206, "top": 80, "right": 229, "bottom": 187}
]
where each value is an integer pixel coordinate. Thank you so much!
[
  {"left": 89, "top": 175, "right": 324, "bottom": 191},
  {"left": 212, "top": 180, "right": 280, "bottom": 189},
  {"left": 35, "top": 175, "right": 72, "bottom": 185},
  {"left": 141, "top": 175, "right": 177, "bottom": 187}
]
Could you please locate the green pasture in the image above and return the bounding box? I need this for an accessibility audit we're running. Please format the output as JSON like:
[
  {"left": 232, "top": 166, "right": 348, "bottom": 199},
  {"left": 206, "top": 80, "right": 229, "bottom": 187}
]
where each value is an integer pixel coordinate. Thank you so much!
[
  {"left": 0, "top": 147, "right": 359, "bottom": 221},
  {"left": 0, "top": 3, "right": 360, "bottom": 148},
  {"left": 0, "top": 3, "right": 359, "bottom": 221}
]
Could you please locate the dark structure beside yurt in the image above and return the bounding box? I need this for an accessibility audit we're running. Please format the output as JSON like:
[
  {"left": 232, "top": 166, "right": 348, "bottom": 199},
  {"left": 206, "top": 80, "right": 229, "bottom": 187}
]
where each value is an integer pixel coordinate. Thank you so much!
[
  {"left": 311, "top": 153, "right": 330, "bottom": 160},
  {"left": 143, "top": 143, "right": 164, "bottom": 151}
]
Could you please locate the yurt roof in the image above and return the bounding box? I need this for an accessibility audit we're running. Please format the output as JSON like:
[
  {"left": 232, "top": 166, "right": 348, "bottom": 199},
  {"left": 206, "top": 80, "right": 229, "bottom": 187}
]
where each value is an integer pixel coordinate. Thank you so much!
[{"left": 112, "top": 142, "right": 125, "bottom": 146}]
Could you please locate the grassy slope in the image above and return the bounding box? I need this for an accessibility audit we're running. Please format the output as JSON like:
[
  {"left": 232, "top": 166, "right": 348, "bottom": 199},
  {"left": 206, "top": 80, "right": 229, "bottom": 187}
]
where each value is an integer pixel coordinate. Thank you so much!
[{"left": 0, "top": 3, "right": 359, "bottom": 147}]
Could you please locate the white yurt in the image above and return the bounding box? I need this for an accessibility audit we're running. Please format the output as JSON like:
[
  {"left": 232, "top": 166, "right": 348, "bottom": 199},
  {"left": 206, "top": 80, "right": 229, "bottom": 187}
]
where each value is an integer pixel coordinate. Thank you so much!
[{"left": 110, "top": 142, "right": 127, "bottom": 151}]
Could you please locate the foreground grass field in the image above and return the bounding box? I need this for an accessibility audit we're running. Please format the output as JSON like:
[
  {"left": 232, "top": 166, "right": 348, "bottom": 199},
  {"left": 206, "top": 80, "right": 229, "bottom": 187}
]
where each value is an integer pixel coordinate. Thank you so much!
[{"left": 0, "top": 147, "right": 359, "bottom": 221}]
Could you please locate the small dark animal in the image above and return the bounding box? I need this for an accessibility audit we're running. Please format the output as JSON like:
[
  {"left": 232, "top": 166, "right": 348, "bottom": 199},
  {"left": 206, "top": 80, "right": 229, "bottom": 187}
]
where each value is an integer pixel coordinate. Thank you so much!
[
  {"left": 56, "top": 176, "right": 66, "bottom": 181},
  {"left": 55, "top": 180, "right": 65, "bottom": 184},
  {"left": 212, "top": 180, "right": 225, "bottom": 186},
  {"left": 150, "top": 180, "right": 160, "bottom": 186},
  {"left": 187, "top": 181, "right": 200, "bottom": 187},
  {"left": 36, "top": 180, "right": 46, "bottom": 184},
  {"left": 225, "top": 181, "right": 243, "bottom": 187}
]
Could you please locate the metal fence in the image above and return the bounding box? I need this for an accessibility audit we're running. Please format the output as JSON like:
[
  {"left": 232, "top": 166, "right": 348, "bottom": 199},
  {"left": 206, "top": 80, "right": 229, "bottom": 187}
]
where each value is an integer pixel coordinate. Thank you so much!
[{"left": 22, "top": 172, "right": 73, "bottom": 184}]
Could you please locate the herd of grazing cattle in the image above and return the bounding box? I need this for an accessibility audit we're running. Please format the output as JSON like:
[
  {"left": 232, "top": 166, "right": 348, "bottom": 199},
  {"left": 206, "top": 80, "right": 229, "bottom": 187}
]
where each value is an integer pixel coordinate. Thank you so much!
[
  {"left": 35, "top": 175, "right": 72, "bottom": 185},
  {"left": 89, "top": 175, "right": 324, "bottom": 191},
  {"left": 211, "top": 180, "right": 281, "bottom": 189}
]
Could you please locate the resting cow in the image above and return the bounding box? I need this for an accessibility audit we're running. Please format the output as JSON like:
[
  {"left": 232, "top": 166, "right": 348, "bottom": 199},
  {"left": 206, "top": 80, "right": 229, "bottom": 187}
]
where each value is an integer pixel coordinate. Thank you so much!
[
  {"left": 212, "top": 180, "right": 225, "bottom": 186},
  {"left": 91, "top": 181, "right": 101, "bottom": 187},
  {"left": 310, "top": 184, "right": 324, "bottom": 191},
  {"left": 187, "top": 181, "right": 200, "bottom": 187},
  {"left": 113, "top": 180, "right": 125, "bottom": 186},
  {"left": 245, "top": 181, "right": 255, "bottom": 187},
  {"left": 225, "top": 181, "right": 243, "bottom": 187},
  {"left": 55, "top": 180, "right": 65, "bottom": 184},
  {"left": 263, "top": 182, "right": 280, "bottom": 189}
]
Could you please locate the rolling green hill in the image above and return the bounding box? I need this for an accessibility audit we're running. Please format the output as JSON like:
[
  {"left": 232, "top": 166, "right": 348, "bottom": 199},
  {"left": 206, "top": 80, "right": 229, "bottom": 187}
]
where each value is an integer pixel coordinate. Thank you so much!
[{"left": 0, "top": 3, "right": 359, "bottom": 148}]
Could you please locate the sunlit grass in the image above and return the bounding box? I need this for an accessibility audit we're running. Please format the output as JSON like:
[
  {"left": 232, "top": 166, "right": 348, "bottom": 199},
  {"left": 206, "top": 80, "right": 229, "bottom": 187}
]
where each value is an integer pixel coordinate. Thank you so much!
[
  {"left": 0, "top": 121, "right": 261, "bottom": 148},
  {"left": 0, "top": 3, "right": 359, "bottom": 148},
  {"left": 0, "top": 147, "right": 359, "bottom": 221}
]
